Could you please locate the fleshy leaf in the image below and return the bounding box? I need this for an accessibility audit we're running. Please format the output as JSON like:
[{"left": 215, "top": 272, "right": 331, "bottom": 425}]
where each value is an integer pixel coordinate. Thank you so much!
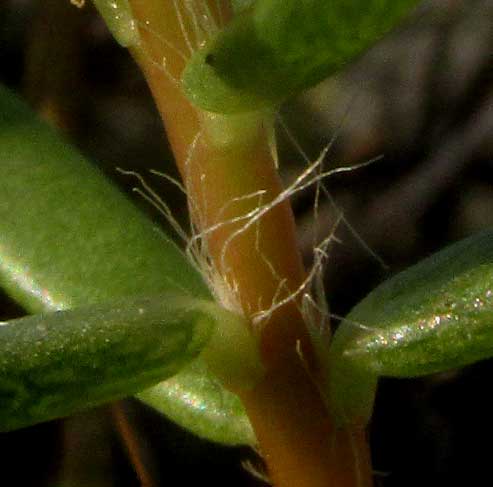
[
  {"left": 0, "top": 85, "right": 206, "bottom": 312},
  {"left": 328, "top": 230, "right": 493, "bottom": 427},
  {"left": 0, "top": 293, "right": 223, "bottom": 432},
  {"left": 183, "top": 0, "right": 424, "bottom": 113},
  {"left": 0, "top": 84, "right": 254, "bottom": 445}
]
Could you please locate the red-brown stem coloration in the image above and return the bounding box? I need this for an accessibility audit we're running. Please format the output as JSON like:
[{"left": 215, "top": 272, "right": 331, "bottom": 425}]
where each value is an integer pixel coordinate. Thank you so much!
[{"left": 128, "top": 1, "right": 373, "bottom": 485}]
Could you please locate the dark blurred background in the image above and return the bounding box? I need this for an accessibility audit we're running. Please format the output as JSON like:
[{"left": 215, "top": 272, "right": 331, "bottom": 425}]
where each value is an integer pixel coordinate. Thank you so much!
[{"left": 1, "top": 0, "right": 492, "bottom": 485}]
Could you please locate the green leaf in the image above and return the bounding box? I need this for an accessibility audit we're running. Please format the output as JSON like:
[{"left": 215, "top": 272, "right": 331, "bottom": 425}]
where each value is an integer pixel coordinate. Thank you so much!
[
  {"left": 0, "top": 293, "right": 222, "bottom": 432},
  {"left": 0, "top": 84, "right": 254, "bottom": 445},
  {"left": 0, "top": 86, "right": 206, "bottom": 312},
  {"left": 328, "top": 230, "right": 493, "bottom": 427},
  {"left": 183, "top": 0, "right": 423, "bottom": 113}
]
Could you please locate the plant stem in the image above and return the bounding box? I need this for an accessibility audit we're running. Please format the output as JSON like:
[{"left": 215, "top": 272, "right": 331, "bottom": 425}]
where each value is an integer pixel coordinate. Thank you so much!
[{"left": 127, "top": 1, "right": 373, "bottom": 485}]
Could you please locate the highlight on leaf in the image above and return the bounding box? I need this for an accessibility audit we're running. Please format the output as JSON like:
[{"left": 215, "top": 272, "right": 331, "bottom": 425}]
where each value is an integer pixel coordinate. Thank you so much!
[
  {"left": 137, "top": 359, "right": 257, "bottom": 446},
  {"left": 182, "top": 0, "right": 424, "bottom": 113},
  {"left": 327, "top": 229, "right": 493, "bottom": 428}
]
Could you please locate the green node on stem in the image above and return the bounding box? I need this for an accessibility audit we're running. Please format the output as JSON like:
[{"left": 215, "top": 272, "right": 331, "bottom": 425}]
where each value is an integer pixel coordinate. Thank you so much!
[{"left": 200, "top": 302, "right": 264, "bottom": 391}]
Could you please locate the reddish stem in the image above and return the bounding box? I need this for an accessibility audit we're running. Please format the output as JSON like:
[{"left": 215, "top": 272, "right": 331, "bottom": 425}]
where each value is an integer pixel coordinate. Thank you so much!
[{"left": 128, "top": 2, "right": 373, "bottom": 485}]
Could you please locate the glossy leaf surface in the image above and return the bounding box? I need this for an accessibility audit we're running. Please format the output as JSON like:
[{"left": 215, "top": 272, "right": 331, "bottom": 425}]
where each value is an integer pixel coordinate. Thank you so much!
[
  {"left": 137, "top": 359, "right": 257, "bottom": 445},
  {"left": 0, "top": 294, "right": 220, "bottom": 431},
  {"left": 328, "top": 230, "right": 493, "bottom": 427}
]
